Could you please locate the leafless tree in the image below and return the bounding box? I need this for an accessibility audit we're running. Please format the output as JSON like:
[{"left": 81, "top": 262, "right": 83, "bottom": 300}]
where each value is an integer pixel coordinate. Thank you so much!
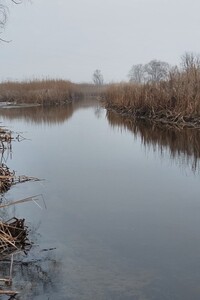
[
  {"left": 0, "top": 0, "right": 22, "bottom": 42},
  {"left": 128, "top": 64, "right": 145, "bottom": 83},
  {"left": 92, "top": 69, "right": 104, "bottom": 86},
  {"left": 128, "top": 60, "right": 170, "bottom": 83},
  {"left": 144, "top": 59, "right": 170, "bottom": 83},
  {"left": 181, "top": 52, "right": 200, "bottom": 72}
]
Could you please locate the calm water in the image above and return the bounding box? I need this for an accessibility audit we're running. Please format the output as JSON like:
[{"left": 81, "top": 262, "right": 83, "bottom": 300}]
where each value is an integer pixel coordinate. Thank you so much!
[{"left": 0, "top": 99, "right": 200, "bottom": 300}]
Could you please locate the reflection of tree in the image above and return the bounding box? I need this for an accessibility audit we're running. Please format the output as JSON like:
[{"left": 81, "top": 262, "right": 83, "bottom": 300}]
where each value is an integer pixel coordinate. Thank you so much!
[
  {"left": 107, "top": 110, "right": 200, "bottom": 173},
  {"left": 94, "top": 105, "right": 104, "bottom": 119}
]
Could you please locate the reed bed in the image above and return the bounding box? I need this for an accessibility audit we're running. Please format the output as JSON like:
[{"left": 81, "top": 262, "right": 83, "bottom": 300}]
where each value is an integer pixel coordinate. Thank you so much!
[
  {"left": 0, "top": 164, "right": 15, "bottom": 194},
  {"left": 104, "top": 64, "right": 200, "bottom": 128},
  {"left": 0, "top": 79, "right": 83, "bottom": 106}
]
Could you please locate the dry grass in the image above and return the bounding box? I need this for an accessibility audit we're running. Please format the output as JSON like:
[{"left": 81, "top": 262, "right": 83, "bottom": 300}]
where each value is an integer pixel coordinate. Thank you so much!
[
  {"left": 104, "top": 63, "right": 200, "bottom": 127},
  {"left": 0, "top": 80, "right": 106, "bottom": 106},
  {"left": 0, "top": 79, "right": 83, "bottom": 106}
]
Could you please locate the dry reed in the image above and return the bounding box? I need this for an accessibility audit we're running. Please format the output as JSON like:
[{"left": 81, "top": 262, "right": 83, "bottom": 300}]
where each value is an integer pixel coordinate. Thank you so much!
[
  {"left": 0, "top": 79, "right": 83, "bottom": 106},
  {"left": 0, "top": 218, "right": 31, "bottom": 258},
  {"left": 104, "top": 63, "right": 200, "bottom": 127}
]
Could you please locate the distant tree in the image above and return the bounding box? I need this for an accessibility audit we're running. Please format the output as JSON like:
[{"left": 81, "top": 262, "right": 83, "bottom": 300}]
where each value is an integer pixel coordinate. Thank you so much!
[
  {"left": 92, "top": 69, "right": 104, "bottom": 85},
  {"left": 181, "top": 52, "right": 200, "bottom": 72},
  {"left": 128, "top": 60, "right": 170, "bottom": 84},
  {"left": 128, "top": 64, "right": 145, "bottom": 83},
  {"left": 144, "top": 60, "right": 170, "bottom": 82}
]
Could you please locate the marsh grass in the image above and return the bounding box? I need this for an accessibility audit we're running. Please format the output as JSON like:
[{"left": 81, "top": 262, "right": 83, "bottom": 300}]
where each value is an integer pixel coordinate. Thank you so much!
[
  {"left": 0, "top": 80, "right": 106, "bottom": 106},
  {"left": 0, "top": 79, "right": 83, "bottom": 106},
  {"left": 105, "top": 63, "right": 200, "bottom": 127}
]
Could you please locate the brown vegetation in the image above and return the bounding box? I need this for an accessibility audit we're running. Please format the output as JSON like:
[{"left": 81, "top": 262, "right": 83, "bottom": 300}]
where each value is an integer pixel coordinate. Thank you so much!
[
  {"left": 0, "top": 218, "right": 31, "bottom": 258},
  {"left": 0, "top": 80, "right": 106, "bottom": 107},
  {"left": 104, "top": 54, "right": 200, "bottom": 128},
  {"left": 0, "top": 79, "right": 83, "bottom": 106}
]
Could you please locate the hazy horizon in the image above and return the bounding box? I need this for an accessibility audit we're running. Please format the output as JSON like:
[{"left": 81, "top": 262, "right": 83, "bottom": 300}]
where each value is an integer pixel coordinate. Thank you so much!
[{"left": 1, "top": 0, "right": 200, "bottom": 83}]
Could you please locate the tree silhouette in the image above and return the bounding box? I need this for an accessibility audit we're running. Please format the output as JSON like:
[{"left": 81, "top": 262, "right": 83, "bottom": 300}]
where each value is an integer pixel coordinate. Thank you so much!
[{"left": 92, "top": 69, "right": 104, "bottom": 86}]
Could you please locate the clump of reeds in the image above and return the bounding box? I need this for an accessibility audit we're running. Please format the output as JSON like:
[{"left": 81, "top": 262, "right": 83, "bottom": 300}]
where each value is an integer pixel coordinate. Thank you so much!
[
  {"left": 0, "top": 164, "right": 14, "bottom": 194},
  {"left": 0, "top": 218, "right": 31, "bottom": 258},
  {"left": 104, "top": 55, "right": 200, "bottom": 128},
  {"left": 0, "top": 79, "right": 84, "bottom": 106}
]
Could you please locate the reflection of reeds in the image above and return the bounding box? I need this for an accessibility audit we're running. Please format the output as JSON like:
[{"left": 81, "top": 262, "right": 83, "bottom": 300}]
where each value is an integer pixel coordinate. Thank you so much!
[
  {"left": 0, "top": 104, "right": 74, "bottom": 125},
  {"left": 107, "top": 110, "right": 200, "bottom": 172},
  {"left": 0, "top": 98, "right": 100, "bottom": 125},
  {"left": 104, "top": 65, "right": 200, "bottom": 127}
]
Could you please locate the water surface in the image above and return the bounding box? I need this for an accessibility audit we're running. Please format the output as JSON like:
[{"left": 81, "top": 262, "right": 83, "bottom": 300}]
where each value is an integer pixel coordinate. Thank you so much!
[{"left": 0, "top": 99, "right": 200, "bottom": 300}]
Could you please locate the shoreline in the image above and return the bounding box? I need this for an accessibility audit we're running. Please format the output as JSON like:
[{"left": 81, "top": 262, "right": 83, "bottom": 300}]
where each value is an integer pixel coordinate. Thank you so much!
[{"left": 104, "top": 103, "right": 200, "bottom": 130}]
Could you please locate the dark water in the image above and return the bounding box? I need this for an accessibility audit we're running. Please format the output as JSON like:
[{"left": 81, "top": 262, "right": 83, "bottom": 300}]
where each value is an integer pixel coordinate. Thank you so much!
[{"left": 0, "top": 99, "right": 200, "bottom": 300}]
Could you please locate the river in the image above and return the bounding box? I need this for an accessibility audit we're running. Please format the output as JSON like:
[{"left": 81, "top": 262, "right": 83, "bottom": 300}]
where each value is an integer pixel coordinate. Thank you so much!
[{"left": 0, "top": 99, "right": 199, "bottom": 300}]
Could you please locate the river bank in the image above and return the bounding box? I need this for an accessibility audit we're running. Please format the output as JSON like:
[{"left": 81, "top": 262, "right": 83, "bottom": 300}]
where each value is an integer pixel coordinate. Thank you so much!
[
  {"left": 104, "top": 103, "right": 200, "bottom": 129},
  {"left": 104, "top": 58, "right": 200, "bottom": 129},
  {"left": 0, "top": 80, "right": 106, "bottom": 107}
]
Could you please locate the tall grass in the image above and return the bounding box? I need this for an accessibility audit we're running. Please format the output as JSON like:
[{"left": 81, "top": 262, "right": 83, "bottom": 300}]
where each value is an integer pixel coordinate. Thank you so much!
[
  {"left": 0, "top": 79, "right": 83, "bottom": 106},
  {"left": 0, "top": 80, "right": 106, "bottom": 106},
  {"left": 105, "top": 59, "right": 200, "bottom": 127}
]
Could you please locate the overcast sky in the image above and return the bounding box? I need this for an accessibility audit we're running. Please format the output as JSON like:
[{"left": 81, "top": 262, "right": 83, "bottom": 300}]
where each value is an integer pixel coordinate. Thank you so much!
[{"left": 1, "top": 0, "right": 200, "bottom": 83}]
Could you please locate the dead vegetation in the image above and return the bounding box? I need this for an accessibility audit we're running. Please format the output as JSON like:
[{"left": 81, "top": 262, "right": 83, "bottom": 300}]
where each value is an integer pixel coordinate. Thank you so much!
[
  {"left": 0, "top": 79, "right": 83, "bottom": 106},
  {"left": 0, "top": 218, "right": 31, "bottom": 258},
  {"left": 0, "top": 128, "right": 42, "bottom": 298},
  {"left": 104, "top": 54, "right": 200, "bottom": 128}
]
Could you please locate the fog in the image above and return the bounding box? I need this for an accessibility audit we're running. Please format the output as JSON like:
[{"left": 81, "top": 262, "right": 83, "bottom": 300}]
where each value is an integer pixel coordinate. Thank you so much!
[{"left": 1, "top": 0, "right": 200, "bottom": 82}]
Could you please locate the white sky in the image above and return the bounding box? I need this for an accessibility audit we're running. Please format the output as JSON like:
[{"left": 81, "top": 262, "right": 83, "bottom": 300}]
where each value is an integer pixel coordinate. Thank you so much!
[{"left": 1, "top": 0, "right": 200, "bottom": 83}]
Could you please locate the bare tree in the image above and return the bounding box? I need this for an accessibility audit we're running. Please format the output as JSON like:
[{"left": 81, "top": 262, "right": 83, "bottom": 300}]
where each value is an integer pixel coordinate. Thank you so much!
[
  {"left": 128, "top": 64, "right": 145, "bottom": 83},
  {"left": 181, "top": 52, "right": 200, "bottom": 72},
  {"left": 92, "top": 69, "right": 104, "bottom": 86},
  {"left": 144, "top": 59, "right": 170, "bottom": 83},
  {"left": 128, "top": 60, "right": 170, "bottom": 84},
  {"left": 0, "top": 2, "right": 7, "bottom": 31},
  {"left": 0, "top": 0, "right": 22, "bottom": 42}
]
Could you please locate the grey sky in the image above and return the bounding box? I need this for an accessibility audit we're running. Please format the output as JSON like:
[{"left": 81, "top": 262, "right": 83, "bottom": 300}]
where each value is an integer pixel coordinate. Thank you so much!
[{"left": 1, "top": 0, "right": 200, "bottom": 83}]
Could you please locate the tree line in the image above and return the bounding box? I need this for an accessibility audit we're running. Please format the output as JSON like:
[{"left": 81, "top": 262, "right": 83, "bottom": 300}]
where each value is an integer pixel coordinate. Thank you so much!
[{"left": 128, "top": 53, "right": 200, "bottom": 84}]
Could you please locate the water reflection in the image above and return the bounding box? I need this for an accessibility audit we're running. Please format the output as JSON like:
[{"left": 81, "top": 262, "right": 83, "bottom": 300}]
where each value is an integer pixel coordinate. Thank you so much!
[
  {"left": 0, "top": 201, "right": 62, "bottom": 300},
  {"left": 0, "top": 100, "right": 199, "bottom": 299},
  {"left": 0, "top": 251, "right": 61, "bottom": 300},
  {"left": 0, "top": 98, "right": 99, "bottom": 125},
  {"left": 107, "top": 110, "right": 200, "bottom": 172}
]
